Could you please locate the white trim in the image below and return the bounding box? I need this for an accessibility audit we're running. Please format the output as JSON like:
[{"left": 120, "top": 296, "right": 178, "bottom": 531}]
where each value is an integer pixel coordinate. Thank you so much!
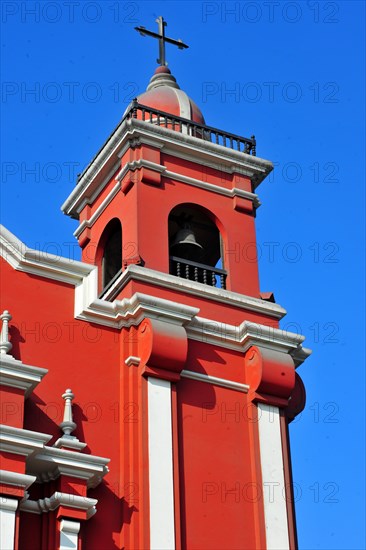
[
  {"left": 258, "top": 404, "right": 289, "bottom": 550},
  {"left": 181, "top": 370, "right": 249, "bottom": 393},
  {"left": 0, "top": 470, "right": 36, "bottom": 491},
  {"left": 75, "top": 160, "right": 121, "bottom": 217},
  {"left": 0, "top": 227, "right": 311, "bottom": 366},
  {"left": 147, "top": 378, "right": 175, "bottom": 550},
  {"left": 73, "top": 160, "right": 259, "bottom": 237},
  {"left": 115, "top": 159, "right": 166, "bottom": 182},
  {"left": 60, "top": 520, "right": 80, "bottom": 550},
  {"left": 0, "top": 498, "right": 18, "bottom": 550},
  {"left": 104, "top": 265, "right": 287, "bottom": 320},
  {"left": 173, "top": 88, "right": 191, "bottom": 119},
  {"left": 125, "top": 356, "right": 141, "bottom": 367},
  {"left": 0, "top": 225, "right": 96, "bottom": 287},
  {"left": 0, "top": 426, "right": 109, "bottom": 490},
  {"left": 164, "top": 169, "right": 260, "bottom": 206},
  {"left": 20, "top": 492, "right": 97, "bottom": 519},
  {"left": 62, "top": 118, "right": 273, "bottom": 217},
  {"left": 0, "top": 424, "right": 52, "bottom": 456},
  {"left": 73, "top": 179, "right": 121, "bottom": 238},
  {"left": 0, "top": 354, "right": 48, "bottom": 397},
  {"left": 28, "top": 445, "right": 110, "bottom": 488}
]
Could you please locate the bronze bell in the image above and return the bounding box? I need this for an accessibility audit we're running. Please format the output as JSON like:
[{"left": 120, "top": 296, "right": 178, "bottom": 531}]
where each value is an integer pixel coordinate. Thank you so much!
[{"left": 170, "top": 223, "right": 203, "bottom": 261}]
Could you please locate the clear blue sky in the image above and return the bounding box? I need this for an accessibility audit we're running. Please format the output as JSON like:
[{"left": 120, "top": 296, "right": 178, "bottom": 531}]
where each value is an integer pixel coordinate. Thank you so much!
[{"left": 1, "top": 2, "right": 365, "bottom": 548}]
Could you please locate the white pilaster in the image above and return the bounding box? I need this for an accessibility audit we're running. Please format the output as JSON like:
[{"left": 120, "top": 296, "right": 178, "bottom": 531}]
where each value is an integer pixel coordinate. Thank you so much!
[
  {"left": 258, "top": 403, "right": 290, "bottom": 550},
  {"left": 147, "top": 377, "right": 175, "bottom": 550},
  {"left": 0, "top": 498, "right": 18, "bottom": 550},
  {"left": 59, "top": 519, "right": 80, "bottom": 550}
]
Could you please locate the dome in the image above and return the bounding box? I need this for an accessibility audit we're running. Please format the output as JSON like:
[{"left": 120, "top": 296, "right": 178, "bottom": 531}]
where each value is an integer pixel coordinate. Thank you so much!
[{"left": 131, "top": 66, "right": 205, "bottom": 125}]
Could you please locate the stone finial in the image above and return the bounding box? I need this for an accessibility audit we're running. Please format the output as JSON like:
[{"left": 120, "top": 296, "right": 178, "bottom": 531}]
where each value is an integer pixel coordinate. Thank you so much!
[
  {"left": 59, "top": 388, "right": 76, "bottom": 437},
  {"left": 0, "top": 310, "right": 12, "bottom": 355}
]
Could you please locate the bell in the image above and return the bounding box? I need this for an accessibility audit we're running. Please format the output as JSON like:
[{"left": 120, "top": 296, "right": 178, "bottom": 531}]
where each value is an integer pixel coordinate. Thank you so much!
[{"left": 170, "top": 223, "right": 203, "bottom": 261}]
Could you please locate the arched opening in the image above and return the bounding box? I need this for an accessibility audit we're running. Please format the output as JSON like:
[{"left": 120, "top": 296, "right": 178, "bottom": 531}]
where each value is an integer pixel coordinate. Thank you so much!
[
  {"left": 168, "top": 204, "right": 227, "bottom": 288},
  {"left": 98, "top": 219, "right": 122, "bottom": 290}
]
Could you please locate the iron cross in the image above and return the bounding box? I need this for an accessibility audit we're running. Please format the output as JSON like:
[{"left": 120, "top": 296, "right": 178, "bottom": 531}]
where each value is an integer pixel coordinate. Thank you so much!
[{"left": 135, "top": 16, "right": 188, "bottom": 67}]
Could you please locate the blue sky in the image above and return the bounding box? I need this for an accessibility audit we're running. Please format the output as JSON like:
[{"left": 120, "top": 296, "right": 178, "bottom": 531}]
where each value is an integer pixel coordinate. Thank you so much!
[{"left": 1, "top": 1, "right": 365, "bottom": 548}]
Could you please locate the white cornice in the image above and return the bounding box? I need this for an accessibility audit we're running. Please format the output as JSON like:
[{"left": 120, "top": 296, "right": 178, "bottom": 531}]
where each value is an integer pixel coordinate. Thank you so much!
[
  {"left": 0, "top": 426, "right": 109, "bottom": 491},
  {"left": 0, "top": 227, "right": 311, "bottom": 366},
  {"left": 0, "top": 425, "right": 52, "bottom": 457},
  {"left": 62, "top": 118, "right": 272, "bottom": 218},
  {"left": 0, "top": 355, "right": 48, "bottom": 398},
  {"left": 19, "top": 491, "right": 98, "bottom": 519},
  {"left": 103, "top": 265, "right": 286, "bottom": 319},
  {"left": 0, "top": 470, "right": 37, "bottom": 490},
  {"left": 73, "top": 178, "right": 121, "bottom": 238},
  {"left": 0, "top": 225, "right": 96, "bottom": 287},
  {"left": 28, "top": 445, "right": 110, "bottom": 489},
  {"left": 186, "top": 317, "right": 311, "bottom": 367}
]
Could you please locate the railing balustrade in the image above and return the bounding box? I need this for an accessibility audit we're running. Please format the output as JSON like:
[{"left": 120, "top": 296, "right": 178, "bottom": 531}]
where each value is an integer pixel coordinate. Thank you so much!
[
  {"left": 125, "top": 100, "right": 256, "bottom": 156},
  {"left": 170, "top": 256, "right": 227, "bottom": 289}
]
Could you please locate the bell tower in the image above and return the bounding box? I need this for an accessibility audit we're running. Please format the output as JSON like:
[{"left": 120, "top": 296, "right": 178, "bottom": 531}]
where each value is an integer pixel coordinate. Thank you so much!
[{"left": 60, "top": 17, "right": 311, "bottom": 550}]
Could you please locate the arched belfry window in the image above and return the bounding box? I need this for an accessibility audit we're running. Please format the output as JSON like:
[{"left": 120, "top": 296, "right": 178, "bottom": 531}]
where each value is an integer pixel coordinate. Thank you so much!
[
  {"left": 100, "top": 219, "right": 122, "bottom": 290},
  {"left": 168, "top": 205, "right": 227, "bottom": 289}
]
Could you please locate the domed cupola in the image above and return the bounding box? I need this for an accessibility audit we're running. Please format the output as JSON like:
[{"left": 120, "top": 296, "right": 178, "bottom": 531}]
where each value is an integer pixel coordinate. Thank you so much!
[{"left": 135, "top": 66, "right": 205, "bottom": 125}]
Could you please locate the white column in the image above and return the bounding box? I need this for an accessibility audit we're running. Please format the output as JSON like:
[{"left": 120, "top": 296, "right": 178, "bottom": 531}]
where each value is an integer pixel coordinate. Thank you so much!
[
  {"left": 59, "top": 519, "right": 80, "bottom": 550},
  {"left": 0, "top": 498, "right": 18, "bottom": 550},
  {"left": 147, "top": 377, "right": 175, "bottom": 550},
  {"left": 258, "top": 403, "right": 290, "bottom": 550}
]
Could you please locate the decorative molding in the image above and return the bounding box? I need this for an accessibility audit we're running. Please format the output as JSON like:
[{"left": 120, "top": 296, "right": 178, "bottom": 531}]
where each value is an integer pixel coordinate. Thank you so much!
[
  {"left": 125, "top": 356, "right": 141, "bottom": 367},
  {"left": 0, "top": 225, "right": 96, "bottom": 287},
  {"left": 61, "top": 118, "right": 272, "bottom": 218},
  {"left": 0, "top": 470, "right": 36, "bottom": 491},
  {"left": 72, "top": 162, "right": 260, "bottom": 238},
  {"left": 0, "top": 425, "right": 52, "bottom": 457},
  {"left": 29, "top": 445, "right": 110, "bottom": 489},
  {"left": 0, "top": 498, "right": 18, "bottom": 512},
  {"left": 0, "top": 354, "right": 48, "bottom": 397},
  {"left": 75, "top": 160, "right": 121, "bottom": 216},
  {"left": 20, "top": 492, "right": 97, "bottom": 519},
  {"left": 115, "top": 159, "right": 166, "bottom": 182},
  {"left": 0, "top": 227, "right": 311, "bottom": 366},
  {"left": 73, "top": 179, "right": 121, "bottom": 238},
  {"left": 103, "top": 265, "right": 287, "bottom": 320},
  {"left": 164, "top": 169, "right": 260, "bottom": 206},
  {"left": 181, "top": 370, "right": 249, "bottom": 393}
]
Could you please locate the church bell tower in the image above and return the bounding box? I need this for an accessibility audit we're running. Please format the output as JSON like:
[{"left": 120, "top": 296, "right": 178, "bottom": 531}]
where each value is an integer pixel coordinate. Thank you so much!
[
  {"left": 0, "top": 17, "right": 311, "bottom": 550},
  {"left": 61, "top": 18, "right": 311, "bottom": 549}
]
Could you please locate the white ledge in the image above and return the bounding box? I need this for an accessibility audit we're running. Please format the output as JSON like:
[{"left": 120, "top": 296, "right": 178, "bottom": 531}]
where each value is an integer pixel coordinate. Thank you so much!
[
  {"left": 0, "top": 425, "right": 52, "bottom": 457},
  {"left": 20, "top": 491, "right": 98, "bottom": 519},
  {"left": 181, "top": 370, "right": 249, "bottom": 393},
  {"left": 0, "top": 470, "right": 37, "bottom": 490},
  {"left": 0, "top": 226, "right": 311, "bottom": 366},
  {"left": 104, "top": 264, "right": 287, "bottom": 320},
  {"left": 28, "top": 445, "right": 110, "bottom": 489},
  {"left": 0, "top": 354, "right": 48, "bottom": 397}
]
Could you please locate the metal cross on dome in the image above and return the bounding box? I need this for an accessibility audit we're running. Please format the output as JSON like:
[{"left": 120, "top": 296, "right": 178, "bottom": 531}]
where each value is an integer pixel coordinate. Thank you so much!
[{"left": 135, "top": 16, "right": 188, "bottom": 67}]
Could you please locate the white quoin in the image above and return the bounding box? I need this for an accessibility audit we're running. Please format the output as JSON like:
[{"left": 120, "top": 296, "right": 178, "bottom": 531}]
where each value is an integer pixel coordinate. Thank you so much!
[
  {"left": 0, "top": 310, "right": 12, "bottom": 355},
  {"left": 59, "top": 388, "right": 76, "bottom": 436}
]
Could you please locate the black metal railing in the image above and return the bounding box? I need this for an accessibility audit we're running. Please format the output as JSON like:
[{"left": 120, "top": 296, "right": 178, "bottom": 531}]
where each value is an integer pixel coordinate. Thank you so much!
[
  {"left": 125, "top": 100, "right": 256, "bottom": 156},
  {"left": 170, "top": 256, "right": 227, "bottom": 289}
]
